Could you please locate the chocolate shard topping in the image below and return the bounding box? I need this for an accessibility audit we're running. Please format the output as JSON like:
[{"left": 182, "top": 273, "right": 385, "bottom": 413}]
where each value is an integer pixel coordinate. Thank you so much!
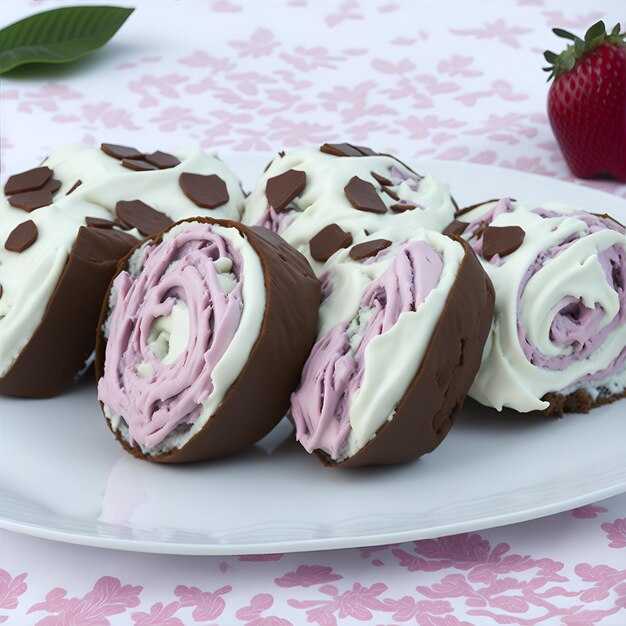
[
  {"left": 371, "top": 171, "right": 392, "bottom": 186},
  {"left": 86, "top": 216, "right": 117, "bottom": 229},
  {"left": 179, "top": 173, "right": 230, "bottom": 209},
  {"left": 265, "top": 169, "right": 306, "bottom": 212},
  {"left": 344, "top": 176, "right": 388, "bottom": 214},
  {"left": 0, "top": 284, "right": 2, "bottom": 299},
  {"left": 309, "top": 224, "right": 353, "bottom": 262},
  {"left": 390, "top": 203, "right": 416, "bottom": 213},
  {"left": 593, "top": 212, "right": 626, "bottom": 231},
  {"left": 8, "top": 189, "right": 53, "bottom": 212},
  {"left": 66, "top": 180, "right": 82, "bottom": 195},
  {"left": 144, "top": 151, "right": 181, "bottom": 169},
  {"left": 101, "top": 143, "right": 143, "bottom": 160},
  {"left": 482, "top": 225, "right": 526, "bottom": 261},
  {"left": 353, "top": 145, "right": 378, "bottom": 156},
  {"left": 443, "top": 220, "right": 469, "bottom": 237},
  {"left": 4, "top": 166, "right": 53, "bottom": 195},
  {"left": 381, "top": 186, "right": 400, "bottom": 201},
  {"left": 455, "top": 198, "right": 503, "bottom": 218},
  {"left": 43, "top": 179, "right": 62, "bottom": 194},
  {"left": 121, "top": 158, "right": 158, "bottom": 172},
  {"left": 349, "top": 238, "right": 392, "bottom": 260},
  {"left": 5, "top": 220, "right": 38, "bottom": 252},
  {"left": 320, "top": 143, "right": 364, "bottom": 157},
  {"left": 115, "top": 200, "right": 173, "bottom": 237}
]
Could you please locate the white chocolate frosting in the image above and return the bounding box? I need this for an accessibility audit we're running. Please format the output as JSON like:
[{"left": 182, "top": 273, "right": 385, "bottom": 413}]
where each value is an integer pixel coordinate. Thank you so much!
[
  {"left": 457, "top": 199, "right": 626, "bottom": 413},
  {"left": 0, "top": 144, "right": 244, "bottom": 379},
  {"left": 243, "top": 146, "right": 456, "bottom": 274}
]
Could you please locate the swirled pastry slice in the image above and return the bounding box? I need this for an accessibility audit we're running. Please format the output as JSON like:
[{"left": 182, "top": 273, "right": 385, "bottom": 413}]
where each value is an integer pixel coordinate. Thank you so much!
[
  {"left": 97, "top": 218, "right": 320, "bottom": 463},
  {"left": 290, "top": 229, "right": 494, "bottom": 466},
  {"left": 0, "top": 143, "right": 245, "bottom": 398},
  {"left": 450, "top": 198, "right": 626, "bottom": 415}
]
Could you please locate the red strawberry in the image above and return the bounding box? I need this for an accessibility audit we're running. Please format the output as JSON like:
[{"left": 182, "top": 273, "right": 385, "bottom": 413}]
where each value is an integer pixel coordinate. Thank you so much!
[{"left": 544, "top": 21, "right": 626, "bottom": 182}]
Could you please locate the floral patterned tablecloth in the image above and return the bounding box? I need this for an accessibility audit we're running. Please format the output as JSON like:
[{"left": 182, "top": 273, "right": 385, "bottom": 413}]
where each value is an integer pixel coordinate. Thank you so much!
[{"left": 1, "top": 0, "right": 625, "bottom": 623}]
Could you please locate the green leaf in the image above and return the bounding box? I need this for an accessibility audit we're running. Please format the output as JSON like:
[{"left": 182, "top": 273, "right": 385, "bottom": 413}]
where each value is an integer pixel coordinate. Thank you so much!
[
  {"left": 611, "top": 23, "right": 621, "bottom": 36},
  {"left": 552, "top": 27, "right": 579, "bottom": 41},
  {"left": 543, "top": 50, "right": 558, "bottom": 63},
  {"left": 584, "top": 20, "right": 606, "bottom": 42},
  {"left": 0, "top": 6, "right": 134, "bottom": 74}
]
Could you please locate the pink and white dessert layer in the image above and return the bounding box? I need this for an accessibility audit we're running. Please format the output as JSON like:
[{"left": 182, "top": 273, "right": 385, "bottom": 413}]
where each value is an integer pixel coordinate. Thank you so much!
[
  {"left": 98, "top": 221, "right": 265, "bottom": 456},
  {"left": 459, "top": 199, "right": 626, "bottom": 413},
  {"left": 291, "top": 230, "right": 465, "bottom": 461}
]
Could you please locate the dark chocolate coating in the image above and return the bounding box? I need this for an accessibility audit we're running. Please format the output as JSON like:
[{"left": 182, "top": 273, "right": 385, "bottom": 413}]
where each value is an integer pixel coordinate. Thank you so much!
[
  {"left": 0, "top": 227, "right": 138, "bottom": 398},
  {"left": 95, "top": 218, "right": 321, "bottom": 463},
  {"left": 316, "top": 236, "right": 495, "bottom": 467}
]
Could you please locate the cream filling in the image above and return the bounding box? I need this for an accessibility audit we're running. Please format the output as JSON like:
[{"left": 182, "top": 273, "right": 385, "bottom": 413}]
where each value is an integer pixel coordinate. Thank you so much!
[{"left": 103, "top": 222, "right": 266, "bottom": 456}]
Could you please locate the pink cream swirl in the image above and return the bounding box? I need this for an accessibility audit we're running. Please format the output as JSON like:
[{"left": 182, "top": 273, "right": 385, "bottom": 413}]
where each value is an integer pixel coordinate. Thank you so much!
[
  {"left": 291, "top": 240, "right": 443, "bottom": 459},
  {"left": 98, "top": 222, "right": 244, "bottom": 451},
  {"left": 466, "top": 201, "right": 626, "bottom": 388}
]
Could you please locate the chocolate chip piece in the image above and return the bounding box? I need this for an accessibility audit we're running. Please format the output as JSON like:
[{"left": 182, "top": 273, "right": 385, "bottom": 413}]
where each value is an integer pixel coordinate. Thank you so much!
[
  {"left": 381, "top": 186, "right": 399, "bottom": 201},
  {"left": 390, "top": 202, "right": 416, "bottom": 213},
  {"left": 455, "top": 198, "right": 502, "bottom": 218},
  {"left": 43, "top": 179, "right": 62, "bottom": 194},
  {"left": 349, "top": 238, "right": 392, "bottom": 260},
  {"left": 101, "top": 143, "right": 143, "bottom": 160},
  {"left": 179, "top": 173, "right": 229, "bottom": 209},
  {"left": 482, "top": 226, "right": 526, "bottom": 261},
  {"left": 86, "top": 217, "right": 117, "bottom": 229},
  {"left": 266, "top": 169, "right": 306, "bottom": 212},
  {"left": 66, "top": 180, "right": 82, "bottom": 195},
  {"left": 0, "top": 284, "right": 2, "bottom": 299},
  {"left": 5, "top": 220, "right": 38, "bottom": 252},
  {"left": 121, "top": 158, "right": 158, "bottom": 172},
  {"left": 309, "top": 224, "right": 353, "bottom": 262},
  {"left": 144, "top": 151, "right": 180, "bottom": 169},
  {"left": 278, "top": 150, "right": 286, "bottom": 157},
  {"left": 320, "top": 143, "right": 364, "bottom": 157},
  {"left": 115, "top": 200, "right": 173, "bottom": 237},
  {"left": 371, "top": 171, "right": 392, "bottom": 186},
  {"left": 443, "top": 220, "right": 469, "bottom": 237},
  {"left": 8, "top": 189, "right": 53, "bottom": 211},
  {"left": 4, "top": 167, "right": 53, "bottom": 195},
  {"left": 344, "top": 176, "right": 387, "bottom": 214},
  {"left": 593, "top": 212, "right": 626, "bottom": 231},
  {"left": 353, "top": 145, "right": 378, "bottom": 156}
]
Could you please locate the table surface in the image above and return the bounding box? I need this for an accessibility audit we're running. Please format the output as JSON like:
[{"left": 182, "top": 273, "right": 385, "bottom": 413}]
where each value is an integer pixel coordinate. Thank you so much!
[{"left": 1, "top": 0, "right": 625, "bottom": 624}]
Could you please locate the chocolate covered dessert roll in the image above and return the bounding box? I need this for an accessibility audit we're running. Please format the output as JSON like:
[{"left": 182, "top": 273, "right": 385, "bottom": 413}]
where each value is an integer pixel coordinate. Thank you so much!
[
  {"left": 291, "top": 230, "right": 494, "bottom": 466},
  {"left": 0, "top": 143, "right": 245, "bottom": 398},
  {"left": 243, "top": 144, "right": 457, "bottom": 273},
  {"left": 450, "top": 198, "right": 626, "bottom": 415},
  {"left": 97, "top": 218, "right": 320, "bottom": 463}
]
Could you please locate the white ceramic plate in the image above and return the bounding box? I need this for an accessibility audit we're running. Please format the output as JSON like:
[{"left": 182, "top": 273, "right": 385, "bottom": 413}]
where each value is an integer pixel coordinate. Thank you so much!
[{"left": 1, "top": 156, "right": 625, "bottom": 556}]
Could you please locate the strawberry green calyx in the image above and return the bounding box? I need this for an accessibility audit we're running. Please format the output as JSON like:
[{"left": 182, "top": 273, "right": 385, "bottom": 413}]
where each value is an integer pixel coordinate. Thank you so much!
[{"left": 543, "top": 21, "right": 626, "bottom": 81}]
